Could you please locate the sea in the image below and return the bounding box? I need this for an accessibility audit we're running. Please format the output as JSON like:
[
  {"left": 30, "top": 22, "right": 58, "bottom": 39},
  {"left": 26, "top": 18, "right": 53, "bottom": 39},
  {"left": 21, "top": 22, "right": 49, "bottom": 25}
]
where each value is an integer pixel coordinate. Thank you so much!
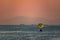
[{"left": 0, "top": 25, "right": 60, "bottom": 40}]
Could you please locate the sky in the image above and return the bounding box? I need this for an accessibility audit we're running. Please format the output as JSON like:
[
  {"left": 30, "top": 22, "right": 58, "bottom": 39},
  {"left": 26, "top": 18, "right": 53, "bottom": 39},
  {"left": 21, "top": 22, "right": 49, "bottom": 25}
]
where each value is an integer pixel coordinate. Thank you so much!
[{"left": 0, "top": 0, "right": 60, "bottom": 25}]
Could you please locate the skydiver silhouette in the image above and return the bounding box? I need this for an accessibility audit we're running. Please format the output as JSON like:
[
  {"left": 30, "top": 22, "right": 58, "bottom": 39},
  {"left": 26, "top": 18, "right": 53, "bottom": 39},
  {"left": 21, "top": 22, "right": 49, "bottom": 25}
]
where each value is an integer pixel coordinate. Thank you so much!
[{"left": 38, "top": 23, "right": 45, "bottom": 32}]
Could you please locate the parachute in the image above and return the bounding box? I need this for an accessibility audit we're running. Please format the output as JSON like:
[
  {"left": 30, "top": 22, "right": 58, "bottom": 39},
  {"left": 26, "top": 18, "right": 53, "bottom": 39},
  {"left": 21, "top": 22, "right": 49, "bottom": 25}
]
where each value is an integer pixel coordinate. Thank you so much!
[{"left": 38, "top": 23, "right": 45, "bottom": 29}]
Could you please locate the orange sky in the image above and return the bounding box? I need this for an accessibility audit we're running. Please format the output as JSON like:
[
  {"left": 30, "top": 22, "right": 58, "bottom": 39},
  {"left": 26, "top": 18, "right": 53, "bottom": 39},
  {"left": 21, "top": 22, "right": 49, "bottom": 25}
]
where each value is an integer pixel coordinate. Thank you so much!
[{"left": 0, "top": 0, "right": 60, "bottom": 25}]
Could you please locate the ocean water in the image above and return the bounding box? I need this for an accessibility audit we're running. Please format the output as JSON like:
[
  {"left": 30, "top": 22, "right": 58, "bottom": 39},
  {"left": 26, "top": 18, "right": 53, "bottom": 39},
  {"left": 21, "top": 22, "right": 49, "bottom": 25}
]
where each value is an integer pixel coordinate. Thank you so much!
[{"left": 0, "top": 25, "right": 60, "bottom": 40}]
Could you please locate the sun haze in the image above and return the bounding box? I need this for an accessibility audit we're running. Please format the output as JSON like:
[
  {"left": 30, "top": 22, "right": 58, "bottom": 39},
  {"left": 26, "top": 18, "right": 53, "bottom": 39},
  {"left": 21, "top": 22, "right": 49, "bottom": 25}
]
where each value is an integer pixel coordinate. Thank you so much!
[{"left": 0, "top": 0, "right": 60, "bottom": 25}]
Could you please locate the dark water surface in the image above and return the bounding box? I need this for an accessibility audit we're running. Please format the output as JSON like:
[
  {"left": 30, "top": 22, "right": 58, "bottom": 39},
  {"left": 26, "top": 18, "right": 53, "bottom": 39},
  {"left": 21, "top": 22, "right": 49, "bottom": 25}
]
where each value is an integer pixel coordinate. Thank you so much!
[
  {"left": 0, "top": 25, "right": 60, "bottom": 31},
  {"left": 0, "top": 25, "right": 60, "bottom": 40}
]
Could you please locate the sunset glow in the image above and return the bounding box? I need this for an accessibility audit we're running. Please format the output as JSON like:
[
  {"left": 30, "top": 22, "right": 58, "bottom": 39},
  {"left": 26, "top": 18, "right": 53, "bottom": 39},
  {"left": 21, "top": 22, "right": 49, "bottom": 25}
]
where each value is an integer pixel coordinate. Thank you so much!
[{"left": 0, "top": 0, "right": 60, "bottom": 25}]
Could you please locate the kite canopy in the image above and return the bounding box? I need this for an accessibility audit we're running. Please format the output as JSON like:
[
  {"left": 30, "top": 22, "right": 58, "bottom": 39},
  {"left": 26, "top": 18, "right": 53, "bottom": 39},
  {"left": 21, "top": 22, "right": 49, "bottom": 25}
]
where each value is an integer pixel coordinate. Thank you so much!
[{"left": 38, "top": 23, "right": 45, "bottom": 29}]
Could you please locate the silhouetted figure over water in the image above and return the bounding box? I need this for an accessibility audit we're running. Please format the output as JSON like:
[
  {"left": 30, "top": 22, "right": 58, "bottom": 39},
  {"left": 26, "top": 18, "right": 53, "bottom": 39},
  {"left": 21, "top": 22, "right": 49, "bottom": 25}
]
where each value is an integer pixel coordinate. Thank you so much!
[{"left": 37, "top": 23, "right": 45, "bottom": 32}]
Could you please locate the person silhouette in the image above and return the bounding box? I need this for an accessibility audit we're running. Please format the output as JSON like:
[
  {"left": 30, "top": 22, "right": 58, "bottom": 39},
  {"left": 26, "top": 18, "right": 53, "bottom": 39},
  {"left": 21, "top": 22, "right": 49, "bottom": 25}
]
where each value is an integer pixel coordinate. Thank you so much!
[{"left": 37, "top": 23, "right": 45, "bottom": 32}]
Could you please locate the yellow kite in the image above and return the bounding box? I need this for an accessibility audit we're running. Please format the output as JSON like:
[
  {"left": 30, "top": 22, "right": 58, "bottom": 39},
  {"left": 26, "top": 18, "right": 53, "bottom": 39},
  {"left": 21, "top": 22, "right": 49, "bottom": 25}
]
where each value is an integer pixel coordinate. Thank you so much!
[{"left": 38, "top": 23, "right": 45, "bottom": 29}]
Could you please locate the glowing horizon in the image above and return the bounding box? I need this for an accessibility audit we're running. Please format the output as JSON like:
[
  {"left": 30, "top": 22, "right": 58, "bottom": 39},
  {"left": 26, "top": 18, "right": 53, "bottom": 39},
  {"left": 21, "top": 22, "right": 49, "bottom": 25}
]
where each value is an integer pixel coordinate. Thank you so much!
[{"left": 0, "top": 0, "right": 60, "bottom": 25}]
